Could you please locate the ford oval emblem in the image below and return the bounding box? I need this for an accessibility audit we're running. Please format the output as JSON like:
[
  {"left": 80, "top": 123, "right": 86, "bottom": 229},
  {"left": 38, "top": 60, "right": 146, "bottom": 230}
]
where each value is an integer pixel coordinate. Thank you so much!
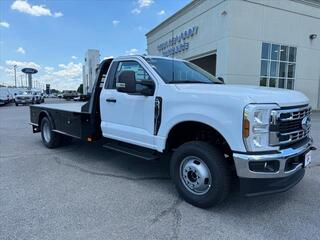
[{"left": 302, "top": 116, "right": 311, "bottom": 130}]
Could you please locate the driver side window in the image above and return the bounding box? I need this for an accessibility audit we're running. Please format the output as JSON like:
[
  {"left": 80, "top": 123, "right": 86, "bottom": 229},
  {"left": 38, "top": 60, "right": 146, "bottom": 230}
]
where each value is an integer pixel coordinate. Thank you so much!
[{"left": 114, "top": 61, "right": 152, "bottom": 91}]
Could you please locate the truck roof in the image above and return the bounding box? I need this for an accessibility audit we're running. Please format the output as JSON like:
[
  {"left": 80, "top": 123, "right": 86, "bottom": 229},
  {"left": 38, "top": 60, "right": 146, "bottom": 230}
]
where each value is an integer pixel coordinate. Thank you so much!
[{"left": 113, "top": 55, "right": 185, "bottom": 62}]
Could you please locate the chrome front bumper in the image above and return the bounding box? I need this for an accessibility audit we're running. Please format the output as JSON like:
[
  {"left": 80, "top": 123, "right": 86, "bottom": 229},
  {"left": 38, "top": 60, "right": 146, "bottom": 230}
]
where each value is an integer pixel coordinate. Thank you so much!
[{"left": 233, "top": 138, "right": 313, "bottom": 179}]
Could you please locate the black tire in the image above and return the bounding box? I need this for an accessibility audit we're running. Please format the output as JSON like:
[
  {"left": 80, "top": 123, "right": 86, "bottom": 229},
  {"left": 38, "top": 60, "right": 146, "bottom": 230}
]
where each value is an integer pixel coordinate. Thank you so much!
[
  {"left": 15, "top": 103, "right": 18, "bottom": 106},
  {"left": 170, "top": 141, "right": 230, "bottom": 208},
  {"left": 40, "top": 117, "right": 62, "bottom": 148}
]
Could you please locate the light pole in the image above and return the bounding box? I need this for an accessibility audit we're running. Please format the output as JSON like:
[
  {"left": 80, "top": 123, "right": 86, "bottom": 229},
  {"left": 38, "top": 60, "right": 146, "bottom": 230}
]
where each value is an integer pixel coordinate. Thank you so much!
[{"left": 13, "top": 65, "right": 17, "bottom": 87}]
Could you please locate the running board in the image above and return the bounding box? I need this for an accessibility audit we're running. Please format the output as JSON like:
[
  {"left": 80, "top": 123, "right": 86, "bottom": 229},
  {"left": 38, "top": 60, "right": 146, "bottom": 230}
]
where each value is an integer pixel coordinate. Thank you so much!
[{"left": 102, "top": 141, "right": 160, "bottom": 160}]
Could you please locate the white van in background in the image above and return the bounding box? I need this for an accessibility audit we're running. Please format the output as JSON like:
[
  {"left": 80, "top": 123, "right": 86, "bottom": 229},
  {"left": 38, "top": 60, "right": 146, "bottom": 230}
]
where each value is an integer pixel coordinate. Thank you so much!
[{"left": 0, "top": 87, "right": 11, "bottom": 105}]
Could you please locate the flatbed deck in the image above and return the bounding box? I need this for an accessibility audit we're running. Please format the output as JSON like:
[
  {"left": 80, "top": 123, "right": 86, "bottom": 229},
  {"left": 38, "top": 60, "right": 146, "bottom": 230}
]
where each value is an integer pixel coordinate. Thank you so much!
[
  {"left": 32, "top": 102, "right": 88, "bottom": 113},
  {"left": 29, "top": 100, "right": 98, "bottom": 140},
  {"left": 29, "top": 58, "right": 112, "bottom": 142}
]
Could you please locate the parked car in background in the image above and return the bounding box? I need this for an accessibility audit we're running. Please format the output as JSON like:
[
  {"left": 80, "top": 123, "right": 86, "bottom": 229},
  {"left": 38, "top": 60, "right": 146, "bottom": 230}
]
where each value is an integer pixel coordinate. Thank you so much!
[
  {"left": 62, "top": 90, "right": 78, "bottom": 100},
  {"left": 15, "top": 90, "right": 35, "bottom": 106},
  {"left": 9, "top": 87, "right": 28, "bottom": 101},
  {"left": 0, "top": 87, "right": 11, "bottom": 105},
  {"left": 33, "top": 91, "right": 45, "bottom": 104},
  {"left": 73, "top": 94, "right": 90, "bottom": 102}
]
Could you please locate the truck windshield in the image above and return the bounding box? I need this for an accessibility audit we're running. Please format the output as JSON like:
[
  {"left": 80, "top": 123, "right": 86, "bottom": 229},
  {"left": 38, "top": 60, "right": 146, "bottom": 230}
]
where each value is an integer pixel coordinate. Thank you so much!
[{"left": 145, "top": 57, "right": 222, "bottom": 84}]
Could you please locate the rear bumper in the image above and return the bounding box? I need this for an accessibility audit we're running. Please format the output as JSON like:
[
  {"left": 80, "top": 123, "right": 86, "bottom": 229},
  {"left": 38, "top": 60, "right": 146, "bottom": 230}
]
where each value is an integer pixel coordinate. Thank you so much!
[{"left": 233, "top": 138, "right": 313, "bottom": 196}]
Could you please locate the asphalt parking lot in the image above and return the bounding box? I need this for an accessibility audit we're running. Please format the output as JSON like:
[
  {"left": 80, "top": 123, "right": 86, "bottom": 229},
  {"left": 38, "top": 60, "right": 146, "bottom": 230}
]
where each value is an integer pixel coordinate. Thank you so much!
[{"left": 1, "top": 99, "right": 320, "bottom": 240}]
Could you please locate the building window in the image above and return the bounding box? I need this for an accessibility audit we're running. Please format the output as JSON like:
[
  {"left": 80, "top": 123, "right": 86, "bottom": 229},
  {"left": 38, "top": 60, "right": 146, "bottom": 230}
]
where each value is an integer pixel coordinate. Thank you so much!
[{"left": 260, "top": 42, "right": 296, "bottom": 89}]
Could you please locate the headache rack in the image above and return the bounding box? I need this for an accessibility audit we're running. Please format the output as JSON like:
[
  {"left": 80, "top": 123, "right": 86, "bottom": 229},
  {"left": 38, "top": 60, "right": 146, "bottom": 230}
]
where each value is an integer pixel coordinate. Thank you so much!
[{"left": 269, "top": 105, "right": 311, "bottom": 147}]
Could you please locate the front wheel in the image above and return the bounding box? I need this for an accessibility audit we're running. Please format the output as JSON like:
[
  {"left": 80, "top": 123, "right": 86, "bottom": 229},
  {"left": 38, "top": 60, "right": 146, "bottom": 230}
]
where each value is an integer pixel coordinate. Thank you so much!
[
  {"left": 170, "top": 141, "right": 230, "bottom": 208},
  {"left": 41, "top": 117, "right": 62, "bottom": 148}
]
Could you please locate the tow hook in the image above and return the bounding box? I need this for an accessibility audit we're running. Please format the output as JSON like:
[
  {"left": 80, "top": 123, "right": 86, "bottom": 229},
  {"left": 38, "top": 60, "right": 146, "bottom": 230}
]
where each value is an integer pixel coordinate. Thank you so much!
[{"left": 310, "top": 146, "right": 317, "bottom": 151}]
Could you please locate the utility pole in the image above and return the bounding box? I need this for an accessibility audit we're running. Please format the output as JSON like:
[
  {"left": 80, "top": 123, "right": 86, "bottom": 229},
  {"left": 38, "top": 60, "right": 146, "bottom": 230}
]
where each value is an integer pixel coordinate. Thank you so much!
[
  {"left": 14, "top": 65, "right": 17, "bottom": 87},
  {"left": 20, "top": 75, "right": 23, "bottom": 87}
]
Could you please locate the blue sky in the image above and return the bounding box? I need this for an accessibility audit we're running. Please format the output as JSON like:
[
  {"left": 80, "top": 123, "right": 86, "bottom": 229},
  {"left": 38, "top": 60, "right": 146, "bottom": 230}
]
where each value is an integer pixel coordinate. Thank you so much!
[{"left": 0, "top": 0, "right": 189, "bottom": 90}]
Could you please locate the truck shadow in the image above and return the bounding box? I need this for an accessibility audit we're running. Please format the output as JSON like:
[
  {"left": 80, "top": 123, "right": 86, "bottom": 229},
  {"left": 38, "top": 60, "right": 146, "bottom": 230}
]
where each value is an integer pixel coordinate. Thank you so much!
[{"left": 54, "top": 139, "right": 314, "bottom": 215}]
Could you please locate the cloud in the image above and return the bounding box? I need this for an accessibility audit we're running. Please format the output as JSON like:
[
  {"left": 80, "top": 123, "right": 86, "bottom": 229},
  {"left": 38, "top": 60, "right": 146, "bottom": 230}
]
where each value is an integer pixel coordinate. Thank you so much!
[
  {"left": 125, "top": 48, "right": 139, "bottom": 55},
  {"left": 135, "top": 26, "right": 146, "bottom": 32},
  {"left": 71, "top": 56, "right": 77, "bottom": 60},
  {"left": 53, "top": 62, "right": 82, "bottom": 79},
  {"left": 131, "top": 8, "right": 141, "bottom": 15},
  {"left": 131, "top": 0, "right": 154, "bottom": 15},
  {"left": 0, "top": 21, "right": 10, "bottom": 28},
  {"left": 44, "top": 66, "right": 54, "bottom": 73},
  {"left": 17, "top": 47, "right": 26, "bottom": 54},
  {"left": 11, "top": 0, "right": 63, "bottom": 17},
  {"left": 112, "top": 20, "right": 120, "bottom": 27},
  {"left": 2, "top": 59, "right": 82, "bottom": 90},
  {"left": 157, "top": 10, "right": 165, "bottom": 15},
  {"left": 138, "top": 0, "right": 154, "bottom": 8},
  {"left": 6, "top": 60, "right": 40, "bottom": 69},
  {"left": 45, "top": 62, "right": 82, "bottom": 90},
  {"left": 53, "top": 12, "right": 63, "bottom": 18},
  {"left": 4, "top": 68, "right": 14, "bottom": 76},
  {"left": 38, "top": 62, "right": 82, "bottom": 90}
]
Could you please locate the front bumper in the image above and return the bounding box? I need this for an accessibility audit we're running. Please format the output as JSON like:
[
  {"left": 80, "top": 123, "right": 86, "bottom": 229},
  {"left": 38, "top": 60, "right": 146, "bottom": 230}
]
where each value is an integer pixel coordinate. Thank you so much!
[
  {"left": 16, "top": 99, "right": 33, "bottom": 104},
  {"left": 233, "top": 138, "right": 313, "bottom": 196}
]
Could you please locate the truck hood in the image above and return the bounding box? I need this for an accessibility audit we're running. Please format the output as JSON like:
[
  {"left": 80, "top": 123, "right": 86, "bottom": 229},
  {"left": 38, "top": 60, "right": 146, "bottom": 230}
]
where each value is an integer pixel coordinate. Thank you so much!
[
  {"left": 174, "top": 84, "right": 309, "bottom": 107},
  {"left": 15, "top": 94, "right": 33, "bottom": 98}
]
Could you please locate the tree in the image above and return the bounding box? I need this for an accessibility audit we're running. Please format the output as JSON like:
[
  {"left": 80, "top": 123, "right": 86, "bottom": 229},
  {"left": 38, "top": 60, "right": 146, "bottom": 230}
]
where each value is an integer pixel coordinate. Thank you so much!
[
  {"left": 77, "top": 84, "right": 83, "bottom": 94},
  {"left": 50, "top": 89, "right": 60, "bottom": 94}
]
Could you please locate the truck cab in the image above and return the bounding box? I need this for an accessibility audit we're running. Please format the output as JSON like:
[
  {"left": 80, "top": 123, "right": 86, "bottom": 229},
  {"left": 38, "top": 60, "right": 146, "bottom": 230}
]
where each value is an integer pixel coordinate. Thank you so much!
[{"left": 30, "top": 55, "right": 314, "bottom": 208}]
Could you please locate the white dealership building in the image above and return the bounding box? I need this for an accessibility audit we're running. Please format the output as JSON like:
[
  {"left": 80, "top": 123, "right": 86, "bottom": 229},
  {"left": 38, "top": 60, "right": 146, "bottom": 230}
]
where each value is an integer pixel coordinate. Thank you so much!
[{"left": 146, "top": 0, "right": 320, "bottom": 109}]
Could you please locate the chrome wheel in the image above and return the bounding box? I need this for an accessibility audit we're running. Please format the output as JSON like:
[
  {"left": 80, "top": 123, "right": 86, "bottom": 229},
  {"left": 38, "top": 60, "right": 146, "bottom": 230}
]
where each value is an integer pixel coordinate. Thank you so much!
[
  {"left": 42, "top": 121, "right": 51, "bottom": 143},
  {"left": 179, "top": 156, "right": 212, "bottom": 195}
]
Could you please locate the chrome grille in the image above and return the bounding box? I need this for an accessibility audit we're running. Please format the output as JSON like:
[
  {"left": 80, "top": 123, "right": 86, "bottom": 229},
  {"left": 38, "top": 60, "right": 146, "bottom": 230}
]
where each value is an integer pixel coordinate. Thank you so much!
[
  {"left": 269, "top": 105, "right": 311, "bottom": 146},
  {"left": 17, "top": 96, "right": 31, "bottom": 100}
]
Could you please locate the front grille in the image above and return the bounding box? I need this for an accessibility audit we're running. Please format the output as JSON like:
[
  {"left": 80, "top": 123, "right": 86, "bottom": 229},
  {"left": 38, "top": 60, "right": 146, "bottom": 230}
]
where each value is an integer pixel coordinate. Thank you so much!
[
  {"left": 17, "top": 97, "right": 30, "bottom": 100},
  {"left": 269, "top": 105, "right": 311, "bottom": 146}
]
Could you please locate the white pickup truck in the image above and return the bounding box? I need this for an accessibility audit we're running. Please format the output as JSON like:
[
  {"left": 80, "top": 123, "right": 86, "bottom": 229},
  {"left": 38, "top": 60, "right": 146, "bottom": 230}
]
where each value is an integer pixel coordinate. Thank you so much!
[{"left": 30, "top": 56, "right": 315, "bottom": 208}]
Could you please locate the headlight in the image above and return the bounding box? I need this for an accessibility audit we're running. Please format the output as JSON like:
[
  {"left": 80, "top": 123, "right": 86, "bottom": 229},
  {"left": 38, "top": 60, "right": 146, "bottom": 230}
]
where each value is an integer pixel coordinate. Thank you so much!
[{"left": 243, "top": 104, "right": 279, "bottom": 152}]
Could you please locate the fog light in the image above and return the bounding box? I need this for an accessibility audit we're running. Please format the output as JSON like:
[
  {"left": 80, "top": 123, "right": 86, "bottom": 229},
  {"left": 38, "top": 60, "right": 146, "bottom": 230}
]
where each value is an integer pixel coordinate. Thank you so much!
[{"left": 249, "top": 160, "right": 280, "bottom": 173}]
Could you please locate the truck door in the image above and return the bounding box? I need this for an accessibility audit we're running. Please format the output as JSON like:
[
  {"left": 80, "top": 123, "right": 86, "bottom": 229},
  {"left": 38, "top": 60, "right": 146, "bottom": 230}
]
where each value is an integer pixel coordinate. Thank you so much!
[{"left": 100, "top": 60, "right": 157, "bottom": 149}]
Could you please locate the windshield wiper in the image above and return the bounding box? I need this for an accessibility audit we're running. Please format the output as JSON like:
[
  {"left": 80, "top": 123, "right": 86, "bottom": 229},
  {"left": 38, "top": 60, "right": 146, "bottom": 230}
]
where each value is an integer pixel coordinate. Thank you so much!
[{"left": 168, "top": 80, "right": 213, "bottom": 84}]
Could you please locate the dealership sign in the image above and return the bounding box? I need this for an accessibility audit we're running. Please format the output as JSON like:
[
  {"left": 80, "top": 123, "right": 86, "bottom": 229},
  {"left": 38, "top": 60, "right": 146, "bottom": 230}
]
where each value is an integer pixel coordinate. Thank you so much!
[
  {"left": 157, "top": 26, "right": 199, "bottom": 57},
  {"left": 22, "top": 68, "right": 38, "bottom": 74}
]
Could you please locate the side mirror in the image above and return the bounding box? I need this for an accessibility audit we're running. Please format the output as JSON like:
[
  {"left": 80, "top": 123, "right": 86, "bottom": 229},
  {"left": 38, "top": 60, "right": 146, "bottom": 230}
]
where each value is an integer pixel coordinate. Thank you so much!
[
  {"left": 217, "top": 77, "right": 225, "bottom": 84},
  {"left": 139, "top": 80, "right": 155, "bottom": 96},
  {"left": 116, "top": 70, "right": 136, "bottom": 93}
]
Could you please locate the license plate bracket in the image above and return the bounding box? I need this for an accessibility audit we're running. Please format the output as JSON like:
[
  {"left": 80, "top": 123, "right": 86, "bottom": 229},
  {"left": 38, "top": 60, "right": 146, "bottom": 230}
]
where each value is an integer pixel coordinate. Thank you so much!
[{"left": 304, "top": 151, "right": 312, "bottom": 167}]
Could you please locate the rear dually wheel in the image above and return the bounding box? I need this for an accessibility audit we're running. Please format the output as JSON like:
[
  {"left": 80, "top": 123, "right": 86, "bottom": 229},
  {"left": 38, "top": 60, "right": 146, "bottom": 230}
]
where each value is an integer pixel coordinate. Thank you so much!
[{"left": 40, "top": 117, "right": 62, "bottom": 148}]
